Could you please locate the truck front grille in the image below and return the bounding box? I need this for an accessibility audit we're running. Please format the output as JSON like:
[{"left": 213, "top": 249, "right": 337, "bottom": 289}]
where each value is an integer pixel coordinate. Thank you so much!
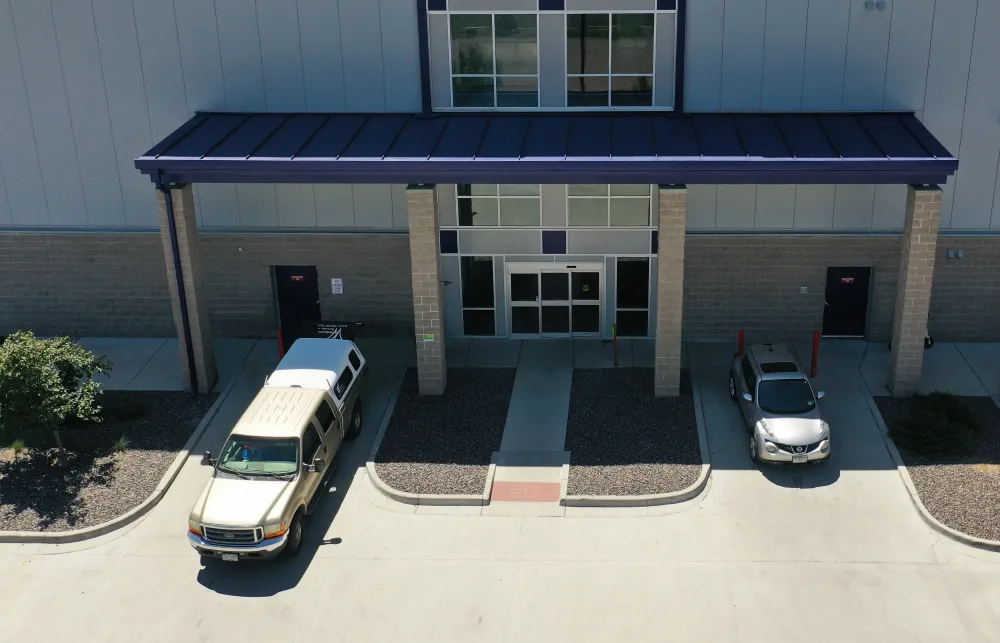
[{"left": 202, "top": 526, "right": 262, "bottom": 545}]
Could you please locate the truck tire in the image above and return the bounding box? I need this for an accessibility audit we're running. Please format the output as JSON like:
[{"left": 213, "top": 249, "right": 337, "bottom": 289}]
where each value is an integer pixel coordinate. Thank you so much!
[
  {"left": 346, "top": 402, "right": 363, "bottom": 440},
  {"left": 283, "top": 511, "right": 305, "bottom": 558}
]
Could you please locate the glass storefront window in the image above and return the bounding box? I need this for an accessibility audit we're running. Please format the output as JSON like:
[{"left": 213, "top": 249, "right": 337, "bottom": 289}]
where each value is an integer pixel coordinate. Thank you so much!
[
  {"left": 616, "top": 258, "right": 650, "bottom": 337},
  {"left": 461, "top": 256, "right": 495, "bottom": 336}
]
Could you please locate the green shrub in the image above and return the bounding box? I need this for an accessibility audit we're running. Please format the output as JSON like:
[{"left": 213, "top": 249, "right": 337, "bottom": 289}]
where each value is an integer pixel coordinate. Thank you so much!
[
  {"left": 890, "top": 392, "right": 981, "bottom": 458},
  {"left": 112, "top": 435, "right": 130, "bottom": 454},
  {"left": 0, "top": 331, "right": 112, "bottom": 454},
  {"left": 10, "top": 438, "right": 26, "bottom": 457}
]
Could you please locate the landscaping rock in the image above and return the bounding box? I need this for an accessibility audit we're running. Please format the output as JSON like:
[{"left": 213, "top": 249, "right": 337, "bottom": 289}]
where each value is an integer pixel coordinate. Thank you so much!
[
  {"left": 565, "top": 369, "right": 702, "bottom": 496},
  {"left": 374, "top": 368, "right": 515, "bottom": 496},
  {"left": 0, "top": 391, "right": 217, "bottom": 532},
  {"left": 876, "top": 396, "right": 1000, "bottom": 542}
]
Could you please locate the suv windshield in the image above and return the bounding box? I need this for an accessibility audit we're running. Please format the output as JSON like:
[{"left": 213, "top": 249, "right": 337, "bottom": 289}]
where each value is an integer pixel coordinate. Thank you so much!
[
  {"left": 217, "top": 435, "right": 299, "bottom": 477},
  {"left": 757, "top": 379, "right": 817, "bottom": 415}
]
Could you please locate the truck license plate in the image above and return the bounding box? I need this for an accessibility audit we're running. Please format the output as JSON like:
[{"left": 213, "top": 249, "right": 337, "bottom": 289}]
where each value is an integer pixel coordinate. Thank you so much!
[
  {"left": 792, "top": 454, "right": 808, "bottom": 464},
  {"left": 221, "top": 553, "right": 238, "bottom": 562}
]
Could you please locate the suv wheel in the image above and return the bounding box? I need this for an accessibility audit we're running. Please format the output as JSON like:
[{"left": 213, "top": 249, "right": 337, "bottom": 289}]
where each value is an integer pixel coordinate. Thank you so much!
[
  {"left": 729, "top": 375, "right": 737, "bottom": 401},
  {"left": 749, "top": 434, "right": 760, "bottom": 464},
  {"left": 346, "top": 402, "right": 363, "bottom": 440},
  {"left": 283, "top": 512, "right": 304, "bottom": 558}
]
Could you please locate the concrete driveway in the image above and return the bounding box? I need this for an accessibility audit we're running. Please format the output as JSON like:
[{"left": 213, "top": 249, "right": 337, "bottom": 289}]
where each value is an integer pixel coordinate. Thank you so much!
[{"left": 2, "top": 340, "right": 1000, "bottom": 642}]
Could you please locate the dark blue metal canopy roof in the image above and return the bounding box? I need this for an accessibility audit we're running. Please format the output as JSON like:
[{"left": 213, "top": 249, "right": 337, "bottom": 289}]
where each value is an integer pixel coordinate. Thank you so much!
[{"left": 135, "top": 111, "right": 957, "bottom": 185}]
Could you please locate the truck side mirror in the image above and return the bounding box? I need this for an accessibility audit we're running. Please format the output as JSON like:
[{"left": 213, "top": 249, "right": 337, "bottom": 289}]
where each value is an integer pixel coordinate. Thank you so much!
[{"left": 202, "top": 451, "right": 216, "bottom": 466}]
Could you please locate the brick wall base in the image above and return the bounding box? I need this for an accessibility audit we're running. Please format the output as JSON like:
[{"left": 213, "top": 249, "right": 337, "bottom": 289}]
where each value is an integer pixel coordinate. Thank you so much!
[
  {"left": 0, "top": 232, "right": 414, "bottom": 338},
  {"left": 1, "top": 232, "right": 996, "bottom": 343}
]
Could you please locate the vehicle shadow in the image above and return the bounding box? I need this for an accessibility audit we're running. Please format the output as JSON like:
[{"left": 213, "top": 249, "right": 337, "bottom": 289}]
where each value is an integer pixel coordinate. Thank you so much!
[
  {"left": 195, "top": 399, "right": 379, "bottom": 596},
  {"left": 758, "top": 456, "right": 842, "bottom": 489}
]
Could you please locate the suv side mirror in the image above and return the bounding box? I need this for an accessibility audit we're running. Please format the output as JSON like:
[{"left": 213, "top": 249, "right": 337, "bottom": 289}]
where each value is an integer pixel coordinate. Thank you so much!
[
  {"left": 816, "top": 391, "right": 826, "bottom": 399},
  {"left": 307, "top": 457, "right": 324, "bottom": 473},
  {"left": 742, "top": 393, "right": 753, "bottom": 403},
  {"left": 202, "top": 451, "right": 216, "bottom": 466}
]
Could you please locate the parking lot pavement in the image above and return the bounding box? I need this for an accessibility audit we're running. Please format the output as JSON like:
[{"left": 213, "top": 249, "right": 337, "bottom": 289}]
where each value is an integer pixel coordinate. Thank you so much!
[{"left": 5, "top": 341, "right": 1000, "bottom": 641}]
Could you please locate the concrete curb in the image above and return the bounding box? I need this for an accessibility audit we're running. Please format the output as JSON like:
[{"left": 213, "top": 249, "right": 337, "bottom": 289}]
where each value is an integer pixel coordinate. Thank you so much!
[
  {"left": 364, "top": 371, "right": 488, "bottom": 507},
  {"left": 561, "top": 373, "right": 713, "bottom": 508},
  {"left": 858, "top": 371, "right": 1000, "bottom": 553},
  {"left": 0, "top": 368, "right": 243, "bottom": 545}
]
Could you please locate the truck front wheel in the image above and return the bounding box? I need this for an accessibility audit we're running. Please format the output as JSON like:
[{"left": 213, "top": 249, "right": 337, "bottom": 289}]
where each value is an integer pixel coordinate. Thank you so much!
[{"left": 283, "top": 512, "right": 305, "bottom": 558}]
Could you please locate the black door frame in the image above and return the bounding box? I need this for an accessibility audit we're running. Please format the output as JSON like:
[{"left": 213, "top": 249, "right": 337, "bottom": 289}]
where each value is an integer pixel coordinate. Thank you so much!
[
  {"left": 271, "top": 265, "right": 322, "bottom": 355},
  {"left": 822, "top": 266, "right": 873, "bottom": 338}
]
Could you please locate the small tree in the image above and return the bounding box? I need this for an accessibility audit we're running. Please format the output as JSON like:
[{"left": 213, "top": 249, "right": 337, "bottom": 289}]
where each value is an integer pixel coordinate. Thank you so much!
[{"left": 0, "top": 331, "right": 112, "bottom": 457}]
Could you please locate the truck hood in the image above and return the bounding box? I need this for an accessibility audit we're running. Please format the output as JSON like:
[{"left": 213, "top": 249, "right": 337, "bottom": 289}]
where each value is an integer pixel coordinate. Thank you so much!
[{"left": 195, "top": 477, "right": 292, "bottom": 528}]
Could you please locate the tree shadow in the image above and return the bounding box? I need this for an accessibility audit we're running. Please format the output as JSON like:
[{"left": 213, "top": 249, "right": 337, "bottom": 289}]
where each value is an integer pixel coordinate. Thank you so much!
[{"left": 0, "top": 390, "right": 216, "bottom": 530}]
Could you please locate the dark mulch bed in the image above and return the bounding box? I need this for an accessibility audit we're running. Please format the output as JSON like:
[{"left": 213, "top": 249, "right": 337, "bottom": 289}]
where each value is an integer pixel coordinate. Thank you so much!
[
  {"left": 374, "top": 368, "right": 516, "bottom": 495},
  {"left": 876, "top": 396, "right": 1000, "bottom": 541},
  {"left": 0, "top": 391, "right": 217, "bottom": 532},
  {"left": 565, "top": 368, "right": 703, "bottom": 496}
]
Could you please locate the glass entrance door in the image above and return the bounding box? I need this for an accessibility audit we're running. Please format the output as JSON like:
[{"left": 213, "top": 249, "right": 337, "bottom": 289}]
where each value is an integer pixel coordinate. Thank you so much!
[{"left": 508, "top": 263, "right": 602, "bottom": 338}]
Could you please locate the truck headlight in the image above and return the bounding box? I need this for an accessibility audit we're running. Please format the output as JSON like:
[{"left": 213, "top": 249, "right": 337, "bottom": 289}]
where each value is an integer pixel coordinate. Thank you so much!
[
  {"left": 188, "top": 519, "right": 202, "bottom": 537},
  {"left": 264, "top": 522, "right": 287, "bottom": 538}
]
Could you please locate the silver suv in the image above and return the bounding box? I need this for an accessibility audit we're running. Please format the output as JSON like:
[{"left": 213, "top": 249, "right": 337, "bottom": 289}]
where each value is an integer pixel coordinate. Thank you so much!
[{"left": 729, "top": 344, "right": 830, "bottom": 465}]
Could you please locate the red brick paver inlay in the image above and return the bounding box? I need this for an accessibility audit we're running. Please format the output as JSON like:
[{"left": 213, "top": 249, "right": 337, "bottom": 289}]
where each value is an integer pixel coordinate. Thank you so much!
[{"left": 490, "top": 481, "right": 561, "bottom": 503}]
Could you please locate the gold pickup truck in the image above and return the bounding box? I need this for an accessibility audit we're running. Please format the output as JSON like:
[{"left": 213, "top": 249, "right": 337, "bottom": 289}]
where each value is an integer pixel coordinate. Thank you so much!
[{"left": 187, "top": 338, "right": 368, "bottom": 561}]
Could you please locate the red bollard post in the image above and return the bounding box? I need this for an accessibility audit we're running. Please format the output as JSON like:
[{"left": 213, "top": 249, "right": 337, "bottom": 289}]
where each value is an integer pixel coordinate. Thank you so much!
[
  {"left": 612, "top": 323, "right": 619, "bottom": 367},
  {"left": 735, "top": 330, "right": 745, "bottom": 357},
  {"left": 811, "top": 331, "right": 820, "bottom": 378}
]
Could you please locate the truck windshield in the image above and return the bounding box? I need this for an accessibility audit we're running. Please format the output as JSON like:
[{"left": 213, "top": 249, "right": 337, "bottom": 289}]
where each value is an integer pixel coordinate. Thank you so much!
[
  {"left": 756, "top": 379, "right": 817, "bottom": 415},
  {"left": 217, "top": 436, "right": 299, "bottom": 477}
]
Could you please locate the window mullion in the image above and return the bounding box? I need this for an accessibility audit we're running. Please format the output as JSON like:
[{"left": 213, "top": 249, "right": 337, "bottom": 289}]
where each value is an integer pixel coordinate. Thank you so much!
[
  {"left": 607, "top": 13, "right": 613, "bottom": 104},
  {"left": 492, "top": 14, "right": 498, "bottom": 108}
]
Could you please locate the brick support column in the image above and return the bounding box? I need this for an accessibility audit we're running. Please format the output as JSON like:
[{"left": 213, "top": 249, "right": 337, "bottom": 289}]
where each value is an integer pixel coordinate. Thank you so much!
[
  {"left": 406, "top": 185, "right": 446, "bottom": 395},
  {"left": 889, "top": 184, "right": 942, "bottom": 397},
  {"left": 156, "top": 185, "right": 217, "bottom": 394},
  {"left": 654, "top": 185, "right": 687, "bottom": 397}
]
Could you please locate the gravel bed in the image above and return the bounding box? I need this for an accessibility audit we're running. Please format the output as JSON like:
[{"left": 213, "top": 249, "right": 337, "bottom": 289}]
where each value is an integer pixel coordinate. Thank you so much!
[
  {"left": 565, "top": 368, "right": 702, "bottom": 496},
  {"left": 0, "top": 391, "right": 217, "bottom": 532},
  {"left": 374, "top": 368, "right": 515, "bottom": 495},
  {"left": 876, "top": 396, "right": 1000, "bottom": 542}
]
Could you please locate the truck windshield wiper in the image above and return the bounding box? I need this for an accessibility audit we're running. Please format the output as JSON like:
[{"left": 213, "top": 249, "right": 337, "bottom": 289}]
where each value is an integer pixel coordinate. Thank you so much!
[
  {"left": 217, "top": 467, "right": 251, "bottom": 480},
  {"left": 251, "top": 471, "right": 295, "bottom": 479}
]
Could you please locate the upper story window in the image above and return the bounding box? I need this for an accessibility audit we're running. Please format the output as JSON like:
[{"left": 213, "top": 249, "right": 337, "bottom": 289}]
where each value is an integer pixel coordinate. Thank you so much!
[
  {"left": 450, "top": 15, "right": 538, "bottom": 108},
  {"left": 567, "top": 185, "right": 651, "bottom": 227},
  {"left": 567, "top": 14, "right": 655, "bottom": 108},
  {"left": 457, "top": 184, "right": 541, "bottom": 226}
]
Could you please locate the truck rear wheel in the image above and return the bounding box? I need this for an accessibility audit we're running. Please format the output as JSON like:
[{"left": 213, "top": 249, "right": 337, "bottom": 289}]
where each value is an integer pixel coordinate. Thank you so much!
[{"left": 346, "top": 402, "right": 363, "bottom": 440}]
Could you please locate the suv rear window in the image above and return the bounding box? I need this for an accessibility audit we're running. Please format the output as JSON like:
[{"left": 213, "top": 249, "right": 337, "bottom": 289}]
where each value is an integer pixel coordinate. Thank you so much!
[{"left": 758, "top": 362, "right": 799, "bottom": 374}]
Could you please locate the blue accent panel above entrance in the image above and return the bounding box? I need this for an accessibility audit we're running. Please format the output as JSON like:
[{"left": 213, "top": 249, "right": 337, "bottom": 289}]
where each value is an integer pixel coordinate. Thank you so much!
[
  {"left": 657, "top": 0, "right": 677, "bottom": 10},
  {"left": 427, "top": 0, "right": 446, "bottom": 10},
  {"left": 539, "top": 0, "right": 564, "bottom": 10},
  {"left": 542, "top": 231, "right": 566, "bottom": 255},
  {"left": 440, "top": 230, "right": 458, "bottom": 254},
  {"left": 651, "top": 231, "right": 658, "bottom": 254},
  {"left": 137, "top": 112, "right": 958, "bottom": 185}
]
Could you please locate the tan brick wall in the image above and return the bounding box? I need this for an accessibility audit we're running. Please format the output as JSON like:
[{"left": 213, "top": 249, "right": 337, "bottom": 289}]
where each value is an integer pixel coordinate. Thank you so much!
[
  {"left": 683, "top": 235, "right": 901, "bottom": 342},
  {"left": 0, "top": 232, "right": 414, "bottom": 339},
  {"left": 406, "top": 185, "right": 446, "bottom": 395},
  {"left": 890, "top": 186, "right": 941, "bottom": 396},
  {"left": 0, "top": 233, "right": 174, "bottom": 337},
  {"left": 930, "top": 236, "right": 1000, "bottom": 341},
  {"left": 655, "top": 186, "right": 686, "bottom": 397}
]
